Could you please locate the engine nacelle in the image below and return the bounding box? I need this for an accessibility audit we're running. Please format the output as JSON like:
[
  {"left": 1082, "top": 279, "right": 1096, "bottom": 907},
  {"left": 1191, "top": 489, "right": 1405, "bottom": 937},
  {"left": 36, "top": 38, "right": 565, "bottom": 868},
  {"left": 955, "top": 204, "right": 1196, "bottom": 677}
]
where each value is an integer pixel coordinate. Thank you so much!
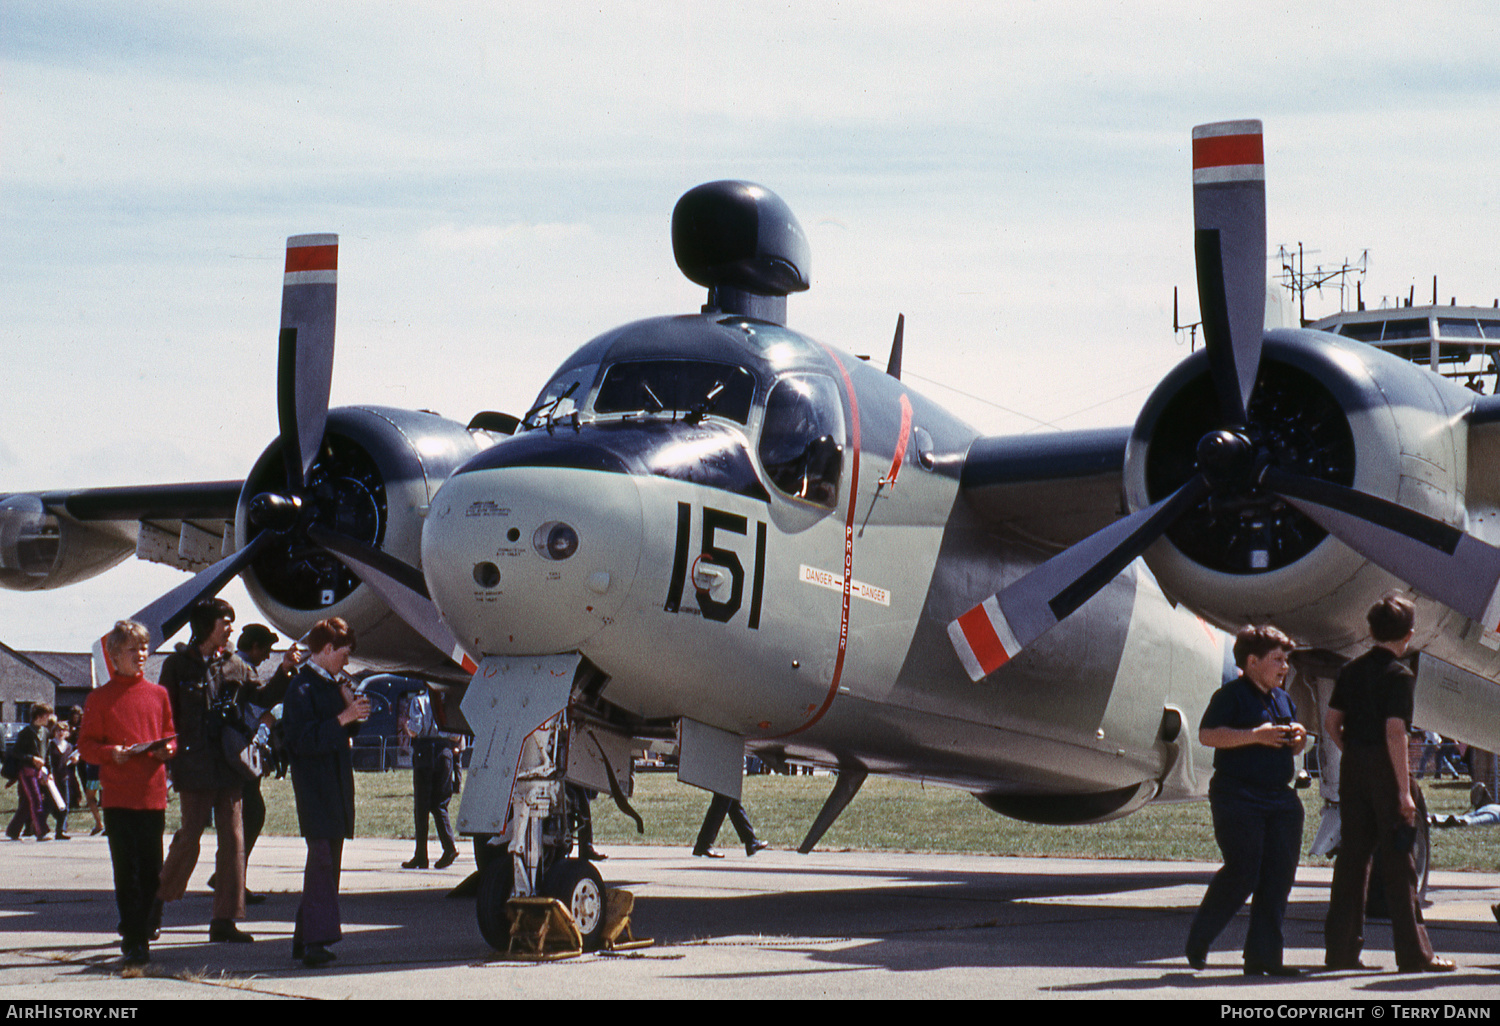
[
  {"left": 234, "top": 405, "right": 483, "bottom": 676},
  {"left": 1124, "top": 329, "right": 1477, "bottom": 650},
  {"left": 0, "top": 494, "right": 135, "bottom": 592}
]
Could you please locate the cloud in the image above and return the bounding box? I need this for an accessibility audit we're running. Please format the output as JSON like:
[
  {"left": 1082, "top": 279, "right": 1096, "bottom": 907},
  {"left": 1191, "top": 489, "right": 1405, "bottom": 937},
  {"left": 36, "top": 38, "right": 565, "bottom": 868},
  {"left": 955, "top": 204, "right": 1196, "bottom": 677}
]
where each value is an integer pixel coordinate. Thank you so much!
[{"left": 418, "top": 222, "right": 591, "bottom": 254}]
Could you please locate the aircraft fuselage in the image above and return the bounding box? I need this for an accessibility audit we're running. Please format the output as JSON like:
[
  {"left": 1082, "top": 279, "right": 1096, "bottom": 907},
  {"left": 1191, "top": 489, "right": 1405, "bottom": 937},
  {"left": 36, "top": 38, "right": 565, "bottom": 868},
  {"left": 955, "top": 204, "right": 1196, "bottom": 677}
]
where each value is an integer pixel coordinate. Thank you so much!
[{"left": 423, "top": 313, "right": 1230, "bottom": 814}]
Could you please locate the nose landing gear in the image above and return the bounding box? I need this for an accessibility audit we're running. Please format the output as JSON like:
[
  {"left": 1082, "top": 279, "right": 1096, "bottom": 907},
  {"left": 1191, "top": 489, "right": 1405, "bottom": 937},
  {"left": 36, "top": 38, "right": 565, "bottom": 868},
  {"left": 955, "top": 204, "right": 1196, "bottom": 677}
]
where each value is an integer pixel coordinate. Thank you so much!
[{"left": 470, "top": 713, "right": 648, "bottom": 957}]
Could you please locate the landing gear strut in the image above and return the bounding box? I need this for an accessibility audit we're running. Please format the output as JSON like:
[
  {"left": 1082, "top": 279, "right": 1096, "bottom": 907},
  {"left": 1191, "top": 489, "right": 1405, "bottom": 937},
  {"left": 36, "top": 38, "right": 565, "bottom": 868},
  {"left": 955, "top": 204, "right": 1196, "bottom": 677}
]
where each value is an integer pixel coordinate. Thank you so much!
[{"left": 470, "top": 713, "right": 612, "bottom": 952}]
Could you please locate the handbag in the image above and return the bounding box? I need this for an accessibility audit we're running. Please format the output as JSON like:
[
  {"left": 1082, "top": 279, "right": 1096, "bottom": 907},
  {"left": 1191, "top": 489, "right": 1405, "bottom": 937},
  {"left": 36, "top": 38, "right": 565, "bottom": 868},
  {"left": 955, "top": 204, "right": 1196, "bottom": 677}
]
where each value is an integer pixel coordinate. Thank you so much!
[
  {"left": 211, "top": 697, "right": 264, "bottom": 782},
  {"left": 220, "top": 720, "right": 264, "bottom": 782}
]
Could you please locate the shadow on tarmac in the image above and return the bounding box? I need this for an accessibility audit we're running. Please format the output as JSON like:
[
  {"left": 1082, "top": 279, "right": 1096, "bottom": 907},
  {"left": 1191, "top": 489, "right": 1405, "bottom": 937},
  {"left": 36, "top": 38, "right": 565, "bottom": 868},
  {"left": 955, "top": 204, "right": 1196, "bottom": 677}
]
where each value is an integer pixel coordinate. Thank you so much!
[{"left": 2, "top": 850, "right": 1496, "bottom": 997}]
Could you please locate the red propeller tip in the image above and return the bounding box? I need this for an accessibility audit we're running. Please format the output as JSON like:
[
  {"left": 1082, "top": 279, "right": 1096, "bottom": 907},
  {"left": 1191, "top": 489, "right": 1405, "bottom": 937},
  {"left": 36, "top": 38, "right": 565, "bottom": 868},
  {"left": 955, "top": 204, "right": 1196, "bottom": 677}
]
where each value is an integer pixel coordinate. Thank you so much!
[
  {"left": 1192, "top": 121, "right": 1264, "bottom": 183},
  {"left": 949, "top": 596, "right": 1020, "bottom": 681}
]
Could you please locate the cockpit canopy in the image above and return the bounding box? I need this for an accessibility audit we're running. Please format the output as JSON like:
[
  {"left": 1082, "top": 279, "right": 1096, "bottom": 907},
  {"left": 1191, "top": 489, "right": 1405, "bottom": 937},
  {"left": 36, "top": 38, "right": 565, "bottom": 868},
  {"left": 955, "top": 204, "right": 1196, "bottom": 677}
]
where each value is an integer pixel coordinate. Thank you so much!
[
  {"left": 757, "top": 374, "right": 844, "bottom": 508},
  {"left": 595, "top": 360, "right": 756, "bottom": 424},
  {"left": 522, "top": 344, "right": 845, "bottom": 510}
]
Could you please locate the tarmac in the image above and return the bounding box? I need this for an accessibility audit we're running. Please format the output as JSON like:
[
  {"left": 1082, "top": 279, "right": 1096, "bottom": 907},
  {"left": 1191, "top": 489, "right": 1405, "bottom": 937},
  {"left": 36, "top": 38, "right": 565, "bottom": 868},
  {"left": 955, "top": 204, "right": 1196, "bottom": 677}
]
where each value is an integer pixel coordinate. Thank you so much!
[{"left": 0, "top": 831, "right": 1497, "bottom": 1002}]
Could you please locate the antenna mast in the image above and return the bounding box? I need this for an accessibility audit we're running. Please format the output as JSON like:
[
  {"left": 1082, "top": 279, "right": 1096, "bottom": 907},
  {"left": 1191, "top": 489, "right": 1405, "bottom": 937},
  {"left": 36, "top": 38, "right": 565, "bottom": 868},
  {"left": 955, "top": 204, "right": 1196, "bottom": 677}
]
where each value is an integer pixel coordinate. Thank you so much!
[{"left": 1276, "top": 243, "right": 1368, "bottom": 326}]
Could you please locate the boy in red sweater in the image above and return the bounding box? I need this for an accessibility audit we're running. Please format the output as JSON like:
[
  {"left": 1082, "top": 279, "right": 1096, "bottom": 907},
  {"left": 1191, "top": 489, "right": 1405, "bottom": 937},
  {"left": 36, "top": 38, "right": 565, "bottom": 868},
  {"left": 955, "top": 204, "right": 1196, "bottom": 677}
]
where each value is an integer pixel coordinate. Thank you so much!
[{"left": 78, "top": 621, "right": 176, "bottom": 965}]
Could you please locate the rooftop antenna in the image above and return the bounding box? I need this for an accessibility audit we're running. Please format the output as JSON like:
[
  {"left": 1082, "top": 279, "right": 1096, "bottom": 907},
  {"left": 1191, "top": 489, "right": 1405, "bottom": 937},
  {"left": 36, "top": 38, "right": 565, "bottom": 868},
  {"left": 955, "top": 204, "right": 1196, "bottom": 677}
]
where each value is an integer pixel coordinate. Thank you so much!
[
  {"left": 1275, "top": 243, "right": 1368, "bottom": 326},
  {"left": 1173, "top": 286, "right": 1201, "bottom": 350}
]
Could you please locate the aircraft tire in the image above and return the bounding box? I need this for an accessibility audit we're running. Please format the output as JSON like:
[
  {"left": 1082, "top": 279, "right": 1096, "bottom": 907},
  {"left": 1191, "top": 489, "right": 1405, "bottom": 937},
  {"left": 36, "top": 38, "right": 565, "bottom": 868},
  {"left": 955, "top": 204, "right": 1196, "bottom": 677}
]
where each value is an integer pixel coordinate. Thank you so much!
[
  {"left": 476, "top": 854, "right": 516, "bottom": 951},
  {"left": 542, "top": 858, "right": 606, "bottom": 952},
  {"left": 473, "top": 834, "right": 503, "bottom": 873}
]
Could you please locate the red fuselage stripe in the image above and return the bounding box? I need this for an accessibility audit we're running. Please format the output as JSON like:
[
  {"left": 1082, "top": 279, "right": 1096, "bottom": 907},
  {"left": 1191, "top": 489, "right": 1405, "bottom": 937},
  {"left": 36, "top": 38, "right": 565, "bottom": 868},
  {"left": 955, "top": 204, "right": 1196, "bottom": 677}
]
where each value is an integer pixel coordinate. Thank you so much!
[
  {"left": 774, "top": 347, "right": 862, "bottom": 738},
  {"left": 1192, "top": 133, "right": 1263, "bottom": 170},
  {"left": 285, "top": 244, "right": 339, "bottom": 273},
  {"left": 883, "top": 394, "right": 913, "bottom": 485}
]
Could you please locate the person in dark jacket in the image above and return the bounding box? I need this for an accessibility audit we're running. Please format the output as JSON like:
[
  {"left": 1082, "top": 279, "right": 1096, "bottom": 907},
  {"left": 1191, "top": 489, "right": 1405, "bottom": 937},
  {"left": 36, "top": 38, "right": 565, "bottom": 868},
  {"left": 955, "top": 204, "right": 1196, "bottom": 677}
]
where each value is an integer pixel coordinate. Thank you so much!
[
  {"left": 155, "top": 597, "right": 252, "bottom": 943},
  {"left": 400, "top": 686, "right": 461, "bottom": 870},
  {"left": 7, "top": 704, "right": 54, "bottom": 841},
  {"left": 217, "top": 623, "right": 301, "bottom": 904},
  {"left": 1323, "top": 594, "right": 1454, "bottom": 973},
  {"left": 281, "top": 617, "right": 368, "bottom": 968},
  {"left": 45, "top": 720, "right": 73, "bottom": 839}
]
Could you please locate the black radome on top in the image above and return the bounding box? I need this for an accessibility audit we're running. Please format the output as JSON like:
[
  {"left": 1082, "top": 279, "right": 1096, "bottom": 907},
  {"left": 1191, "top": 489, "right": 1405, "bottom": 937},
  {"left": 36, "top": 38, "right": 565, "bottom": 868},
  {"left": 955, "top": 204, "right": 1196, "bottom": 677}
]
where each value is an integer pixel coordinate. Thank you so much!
[{"left": 672, "top": 181, "right": 811, "bottom": 314}]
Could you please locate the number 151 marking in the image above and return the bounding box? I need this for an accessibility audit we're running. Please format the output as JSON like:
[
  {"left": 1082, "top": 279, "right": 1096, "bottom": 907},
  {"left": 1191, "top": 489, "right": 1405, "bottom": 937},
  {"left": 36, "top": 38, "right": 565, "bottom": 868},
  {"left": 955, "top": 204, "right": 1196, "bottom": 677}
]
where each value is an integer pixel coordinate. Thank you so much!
[{"left": 664, "top": 502, "right": 766, "bottom": 629}]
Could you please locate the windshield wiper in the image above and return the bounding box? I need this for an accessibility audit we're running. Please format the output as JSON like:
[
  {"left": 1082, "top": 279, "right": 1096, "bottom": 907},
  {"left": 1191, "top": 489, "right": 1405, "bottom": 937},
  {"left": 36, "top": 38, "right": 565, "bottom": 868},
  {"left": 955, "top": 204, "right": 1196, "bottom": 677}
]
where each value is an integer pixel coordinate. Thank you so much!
[
  {"left": 522, "top": 381, "right": 579, "bottom": 429},
  {"left": 639, "top": 381, "right": 665, "bottom": 414},
  {"left": 684, "top": 381, "right": 726, "bottom": 425}
]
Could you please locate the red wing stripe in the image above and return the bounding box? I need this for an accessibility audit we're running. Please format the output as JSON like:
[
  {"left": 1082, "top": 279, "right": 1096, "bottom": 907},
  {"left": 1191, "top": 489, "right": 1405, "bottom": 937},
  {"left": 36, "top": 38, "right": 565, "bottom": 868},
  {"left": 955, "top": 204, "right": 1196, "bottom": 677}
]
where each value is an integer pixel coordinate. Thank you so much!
[
  {"left": 1193, "top": 133, "right": 1263, "bottom": 170},
  {"left": 285, "top": 244, "right": 339, "bottom": 274}
]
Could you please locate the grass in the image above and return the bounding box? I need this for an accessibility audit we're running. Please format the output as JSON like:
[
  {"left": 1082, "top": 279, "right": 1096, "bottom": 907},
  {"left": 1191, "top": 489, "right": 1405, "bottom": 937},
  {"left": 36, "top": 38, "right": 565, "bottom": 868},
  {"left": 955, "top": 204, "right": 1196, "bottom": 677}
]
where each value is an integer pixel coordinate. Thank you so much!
[{"left": 29, "top": 771, "right": 1498, "bottom": 871}]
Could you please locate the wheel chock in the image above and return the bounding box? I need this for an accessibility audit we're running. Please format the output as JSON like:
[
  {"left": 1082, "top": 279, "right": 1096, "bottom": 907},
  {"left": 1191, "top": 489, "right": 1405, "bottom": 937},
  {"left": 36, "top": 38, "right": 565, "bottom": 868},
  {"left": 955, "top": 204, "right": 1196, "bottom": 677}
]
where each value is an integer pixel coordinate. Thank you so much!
[
  {"left": 502, "top": 897, "right": 583, "bottom": 960},
  {"left": 601, "top": 889, "right": 653, "bottom": 952}
]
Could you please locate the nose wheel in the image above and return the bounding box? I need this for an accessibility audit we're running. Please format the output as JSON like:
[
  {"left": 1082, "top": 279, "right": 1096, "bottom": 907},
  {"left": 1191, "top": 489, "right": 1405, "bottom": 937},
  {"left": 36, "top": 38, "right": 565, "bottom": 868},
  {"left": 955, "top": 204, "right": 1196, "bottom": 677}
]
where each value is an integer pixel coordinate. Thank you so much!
[{"left": 542, "top": 859, "right": 606, "bottom": 950}]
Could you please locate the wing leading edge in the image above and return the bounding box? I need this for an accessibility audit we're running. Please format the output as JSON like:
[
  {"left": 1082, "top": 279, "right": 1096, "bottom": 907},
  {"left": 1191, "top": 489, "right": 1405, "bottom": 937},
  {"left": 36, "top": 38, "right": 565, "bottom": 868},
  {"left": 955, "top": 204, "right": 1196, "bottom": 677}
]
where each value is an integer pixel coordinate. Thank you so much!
[{"left": 957, "top": 427, "right": 1129, "bottom": 552}]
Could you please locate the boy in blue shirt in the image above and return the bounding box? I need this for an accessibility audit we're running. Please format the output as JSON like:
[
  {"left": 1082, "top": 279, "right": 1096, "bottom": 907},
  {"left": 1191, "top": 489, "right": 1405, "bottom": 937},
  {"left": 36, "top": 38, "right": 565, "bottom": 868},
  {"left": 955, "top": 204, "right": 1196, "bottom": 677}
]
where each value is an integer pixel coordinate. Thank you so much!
[{"left": 1186, "top": 625, "right": 1307, "bottom": 976}]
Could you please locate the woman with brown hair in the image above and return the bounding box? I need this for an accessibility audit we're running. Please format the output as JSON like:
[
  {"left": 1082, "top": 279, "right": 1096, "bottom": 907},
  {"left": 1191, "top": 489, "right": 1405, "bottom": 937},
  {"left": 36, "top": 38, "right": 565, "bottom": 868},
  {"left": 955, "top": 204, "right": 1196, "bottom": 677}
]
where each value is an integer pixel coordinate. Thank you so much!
[{"left": 281, "top": 617, "right": 369, "bottom": 968}]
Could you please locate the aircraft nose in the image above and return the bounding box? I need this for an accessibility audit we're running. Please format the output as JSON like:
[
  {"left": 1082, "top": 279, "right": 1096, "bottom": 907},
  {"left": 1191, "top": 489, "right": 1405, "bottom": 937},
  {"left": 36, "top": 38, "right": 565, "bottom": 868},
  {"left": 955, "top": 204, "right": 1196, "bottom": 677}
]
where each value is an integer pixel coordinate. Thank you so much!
[{"left": 422, "top": 464, "right": 643, "bottom": 656}]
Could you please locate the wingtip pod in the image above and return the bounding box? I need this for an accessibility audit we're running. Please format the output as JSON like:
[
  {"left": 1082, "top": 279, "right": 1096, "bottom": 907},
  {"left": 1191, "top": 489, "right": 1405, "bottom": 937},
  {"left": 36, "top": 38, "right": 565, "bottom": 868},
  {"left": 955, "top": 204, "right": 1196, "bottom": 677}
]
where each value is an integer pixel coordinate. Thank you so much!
[{"left": 948, "top": 596, "right": 1021, "bottom": 682}]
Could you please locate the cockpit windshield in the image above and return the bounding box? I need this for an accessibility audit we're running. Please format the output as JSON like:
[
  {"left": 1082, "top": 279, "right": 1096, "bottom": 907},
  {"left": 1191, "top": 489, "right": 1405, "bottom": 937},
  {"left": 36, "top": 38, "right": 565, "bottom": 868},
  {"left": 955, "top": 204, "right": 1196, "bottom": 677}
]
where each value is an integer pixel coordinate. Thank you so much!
[
  {"left": 522, "top": 364, "right": 598, "bottom": 430},
  {"left": 594, "top": 360, "right": 756, "bottom": 424},
  {"left": 758, "top": 374, "right": 844, "bottom": 508}
]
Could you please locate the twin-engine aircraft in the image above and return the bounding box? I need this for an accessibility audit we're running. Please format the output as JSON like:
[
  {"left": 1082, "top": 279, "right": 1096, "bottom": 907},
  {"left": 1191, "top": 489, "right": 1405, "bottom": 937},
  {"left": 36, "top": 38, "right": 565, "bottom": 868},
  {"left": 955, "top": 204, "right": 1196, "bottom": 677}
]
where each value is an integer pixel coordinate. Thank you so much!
[{"left": 6, "top": 120, "right": 1500, "bottom": 949}]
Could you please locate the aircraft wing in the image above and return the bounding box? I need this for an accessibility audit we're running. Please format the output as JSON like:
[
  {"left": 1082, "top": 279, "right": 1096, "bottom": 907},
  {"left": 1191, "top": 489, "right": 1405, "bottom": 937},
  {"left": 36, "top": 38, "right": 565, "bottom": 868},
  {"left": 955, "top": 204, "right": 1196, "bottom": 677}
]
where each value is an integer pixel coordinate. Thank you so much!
[
  {"left": 0, "top": 481, "right": 244, "bottom": 585},
  {"left": 956, "top": 426, "right": 1130, "bottom": 552}
]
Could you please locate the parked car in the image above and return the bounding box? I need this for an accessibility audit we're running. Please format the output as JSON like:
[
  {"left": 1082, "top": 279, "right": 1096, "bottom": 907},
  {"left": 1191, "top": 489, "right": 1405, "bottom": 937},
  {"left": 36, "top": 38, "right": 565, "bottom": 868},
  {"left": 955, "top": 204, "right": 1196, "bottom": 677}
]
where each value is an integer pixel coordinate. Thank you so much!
[{"left": 349, "top": 674, "right": 429, "bottom": 771}]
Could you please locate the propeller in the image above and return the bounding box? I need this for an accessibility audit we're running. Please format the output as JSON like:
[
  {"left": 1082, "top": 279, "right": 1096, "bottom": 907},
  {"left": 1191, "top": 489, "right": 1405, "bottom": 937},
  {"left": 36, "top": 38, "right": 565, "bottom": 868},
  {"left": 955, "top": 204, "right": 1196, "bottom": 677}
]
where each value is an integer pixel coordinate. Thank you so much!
[
  {"left": 277, "top": 234, "right": 339, "bottom": 493},
  {"left": 105, "top": 232, "right": 484, "bottom": 681},
  {"left": 949, "top": 120, "right": 1500, "bottom": 680},
  {"left": 308, "top": 524, "right": 478, "bottom": 674},
  {"left": 115, "top": 235, "right": 340, "bottom": 652}
]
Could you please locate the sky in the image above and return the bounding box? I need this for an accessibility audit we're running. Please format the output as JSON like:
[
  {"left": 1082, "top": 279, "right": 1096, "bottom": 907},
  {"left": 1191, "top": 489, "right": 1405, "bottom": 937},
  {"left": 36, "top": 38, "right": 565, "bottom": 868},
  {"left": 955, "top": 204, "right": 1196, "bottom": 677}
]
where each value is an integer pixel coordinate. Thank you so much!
[{"left": 3, "top": 1, "right": 1499, "bottom": 651}]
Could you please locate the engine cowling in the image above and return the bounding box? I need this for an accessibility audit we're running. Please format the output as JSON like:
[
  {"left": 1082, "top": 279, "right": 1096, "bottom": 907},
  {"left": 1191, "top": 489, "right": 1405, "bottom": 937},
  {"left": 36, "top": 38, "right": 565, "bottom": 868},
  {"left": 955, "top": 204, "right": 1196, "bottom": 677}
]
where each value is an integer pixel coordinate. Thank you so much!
[
  {"left": 1124, "top": 328, "right": 1476, "bottom": 649},
  {"left": 0, "top": 494, "right": 135, "bottom": 591},
  {"left": 234, "top": 405, "right": 483, "bottom": 674}
]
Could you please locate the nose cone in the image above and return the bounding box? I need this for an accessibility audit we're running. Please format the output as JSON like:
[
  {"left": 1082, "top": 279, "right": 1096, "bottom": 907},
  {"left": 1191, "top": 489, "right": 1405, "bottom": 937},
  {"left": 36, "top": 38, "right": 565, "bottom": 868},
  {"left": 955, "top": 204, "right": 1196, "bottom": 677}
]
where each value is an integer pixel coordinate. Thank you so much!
[{"left": 423, "top": 465, "right": 643, "bottom": 656}]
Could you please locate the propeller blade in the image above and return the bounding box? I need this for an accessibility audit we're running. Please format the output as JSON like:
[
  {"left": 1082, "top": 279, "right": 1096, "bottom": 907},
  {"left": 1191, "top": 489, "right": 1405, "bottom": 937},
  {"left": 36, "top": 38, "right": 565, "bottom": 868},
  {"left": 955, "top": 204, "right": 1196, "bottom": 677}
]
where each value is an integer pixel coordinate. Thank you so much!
[
  {"left": 307, "top": 525, "right": 478, "bottom": 673},
  {"left": 278, "top": 234, "right": 338, "bottom": 493},
  {"left": 949, "top": 474, "right": 1211, "bottom": 680},
  {"left": 1262, "top": 468, "right": 1500, "bottom": 631},
  {"left": 129, "top": 530, "right": 275, "bottom": 653},
  {"left": 1192, "top": 120, "right": 1266, "bottom": 425}
]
